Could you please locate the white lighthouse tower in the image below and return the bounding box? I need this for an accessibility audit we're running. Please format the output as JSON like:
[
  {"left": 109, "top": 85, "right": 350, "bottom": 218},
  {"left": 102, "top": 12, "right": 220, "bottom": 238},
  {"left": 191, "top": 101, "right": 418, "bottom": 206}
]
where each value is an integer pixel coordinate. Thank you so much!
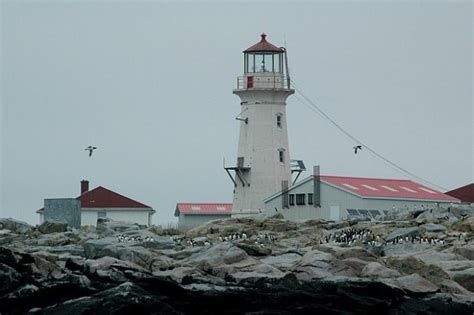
[{"left": 226, "top": 34, "right": 295, "bottom": 217}]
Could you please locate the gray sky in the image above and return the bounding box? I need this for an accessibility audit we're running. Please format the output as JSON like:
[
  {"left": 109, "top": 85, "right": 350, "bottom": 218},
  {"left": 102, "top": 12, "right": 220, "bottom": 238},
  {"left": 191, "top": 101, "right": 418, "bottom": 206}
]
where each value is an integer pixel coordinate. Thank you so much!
[{"left": 1, "top": 1, "right": 472, "bottom": 226}]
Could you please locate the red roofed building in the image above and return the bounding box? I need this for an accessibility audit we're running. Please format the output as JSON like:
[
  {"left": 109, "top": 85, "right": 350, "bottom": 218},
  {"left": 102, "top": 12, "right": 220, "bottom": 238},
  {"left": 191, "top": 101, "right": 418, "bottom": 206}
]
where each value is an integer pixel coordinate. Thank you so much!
[
  {"left": 37, "top": 180, "right": 155, "bottom": 226},
  {"left": 264, "top": 172, "right": 460, "bottom": 221},
  {"left": 446, "top": 184, "right": 474, "bottom": 204},
  {"left": 175, "top": 203, "right": 232, "bottom": 230}
]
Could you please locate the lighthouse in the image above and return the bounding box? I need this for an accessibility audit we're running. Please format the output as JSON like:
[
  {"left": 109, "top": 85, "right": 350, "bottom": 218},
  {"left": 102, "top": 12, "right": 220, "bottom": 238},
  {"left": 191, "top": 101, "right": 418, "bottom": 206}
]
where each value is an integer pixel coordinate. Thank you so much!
[{"left": 225, "top": 34, "right": 295, "bottom": 217}]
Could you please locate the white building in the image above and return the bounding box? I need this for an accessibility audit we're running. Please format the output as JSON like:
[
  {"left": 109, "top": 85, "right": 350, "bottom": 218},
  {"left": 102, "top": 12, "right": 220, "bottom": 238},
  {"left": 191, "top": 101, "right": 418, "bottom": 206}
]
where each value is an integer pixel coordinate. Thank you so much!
[
  {"left": 37, "top": 180, "right": 155, "bottom": 227},
  {"left": 174, "top": 203, "right": 232, "bottom": 231},
  {"left": 264, "top": 173, "right": 460, "bottom": 221},
  {"left": 225, "top": 34, "right": 296, "bottom": 217}
]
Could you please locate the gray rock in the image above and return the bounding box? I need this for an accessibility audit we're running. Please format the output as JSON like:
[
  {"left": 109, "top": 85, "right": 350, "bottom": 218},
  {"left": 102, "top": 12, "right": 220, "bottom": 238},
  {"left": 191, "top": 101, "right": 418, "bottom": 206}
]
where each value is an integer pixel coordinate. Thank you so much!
[
  {"left": 235, "top": 242, "right": 272, "bottom": 256},
  {"left": 4, "top": 284, "right": 39, "bottom": 299},
  {"left": 0, "top": 262, "right": 23, "bottom": 294},
  {"left": 433, "top": 260, "right": 474, "bottom": 272},
  {"left": 450, "top": 268, "right": 474, "bottom": 292},
  {"left": 261, "top": 253, "right": 301, "bottom": 270},
  {"left": 438, "top": 279, "right": 473, "bottom": 295},
  {"left": 232, "top": 263, "right": 287, "bottom": 286},
  {"left": 386, "top": 255, "right": 450, "bottom": 285},
  {"left": 342, "top": 257, "right": 371, "bottom": 274},
  {"left": 0, "top": 218, "right": 32, "bottom": 234},
  {"left": 361, "top": 262, "right": 401, "bottom": 278},
  {"left": 317, "top": 244, "right": 377, "bottom": 261},
  {"left": 186, "top": 242, "right": 248, "bottom": 266},
  {"left": 420, "top": 223, "right": 447, "bottom": 233},
  {"left": 38, "top": 221, "right": 68, "bottom": 234},
  {"left": 453, "top": 245, "right": 474, "bottom": 260},
  {"left": 37, "top": 282, "right": 180, "bottom": 314},
  {"left": 385, "top": 227, "right": 420, "bottom": 242},
  {"left": 415, "top": 211, "right": 437, "bottom": 224},
  {"left": 83, "top": 238, "right": 115, "bottom": 259},
  {"left": 414, "top": 251, "right": 464, "bottom": 264},
  {"left": 389, "top": 273, "right": 439, "bottom": 294}
]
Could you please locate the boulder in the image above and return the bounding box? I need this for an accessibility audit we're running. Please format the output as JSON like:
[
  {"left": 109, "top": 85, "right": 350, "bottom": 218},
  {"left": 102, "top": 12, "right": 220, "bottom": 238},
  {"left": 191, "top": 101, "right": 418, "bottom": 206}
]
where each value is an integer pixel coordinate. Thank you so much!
[
  {"left": 232, "top": 263, "right": 287, "bottom": 287},
  {"left": 261, "top": 253, "right": 302, "bottom": 271},
  {"left": 38, "top": 221, "right": 68, "bottom": 234},
  {"left": 37, "top": 282, "right": 180, "bottom": 314},
  {"left": 360, "top": 262, "right": 401, "bottom": 278},
  {"left": 438, "top": 279, "right": 473, "bottom": 295},
  {"left": 453, "top": 245, "right": 474, "bottom": 260},
  {"left": 0, "top": 218, "right": 32, "bottom": 234},
  {"left": 385, "top": 227, "right": 420, "bottom": 242},
  {"left": 420, "top": 223, "right": 447, "bottom": 233},
  {"left": 261, "top": 218, "right": 298, "bottom": 232},
  {"left": 97, "top": 219, "right": 140, "bottom": 233},
  {"left": 4, "top": 284, "right": 39, "bottom": 299},
  {"left": 414, "top": 251, "right": 464, "bottom": 264},
  {"left": 386, "top": 255, "right": 450, "bottom": 284},
  {"left": 342, "top": 257, "right": 371, "bottom": 274},
  {"left": 454, "top": 216, "right": 474, "bottom": 232},
  {"left": 83, "top": 239, "right": 114, "bottom": 259},
  {"left": 317, "top": 244, "right": 377, "bottom": 261},
  {"left": 0, "top": 263, "right": 23, "bottom": 294},
  {"left": 235, "top": 242, "right": 272, "bottom": 256},
  {"left": 415, "top": 211, "right": 437, "bottom": 224},
  {"left": 450, "top": 268, "right": 474, "bottom": 292},
  {"left": 390, "top": 273, "right": 439, "bottom": 294},
  {"left": 185, "top": 242, "right": 248, "bottom": 267}
]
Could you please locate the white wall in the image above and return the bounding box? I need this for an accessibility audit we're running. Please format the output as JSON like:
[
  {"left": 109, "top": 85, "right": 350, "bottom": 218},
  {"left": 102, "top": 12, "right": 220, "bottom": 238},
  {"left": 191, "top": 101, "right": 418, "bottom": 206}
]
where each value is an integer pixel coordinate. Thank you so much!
[
  {"left": 265, "top": 178, "right": 456, "bottom": 221},
  {"left": 232, "top": 73, "right": 294, "bottom": 215},
  {"left": 178, "top": 213, "right": 231, "bottom": 231},
  {"left": 81, "top": 208, "right": 153, "bottom": 227}
]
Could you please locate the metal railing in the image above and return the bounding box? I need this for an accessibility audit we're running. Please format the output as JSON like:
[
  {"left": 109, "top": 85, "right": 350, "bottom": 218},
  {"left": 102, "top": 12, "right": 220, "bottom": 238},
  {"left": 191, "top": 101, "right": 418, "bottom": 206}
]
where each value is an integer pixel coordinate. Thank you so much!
[{"left": 236, "top": 75, "right": 291, "bottom": 90}]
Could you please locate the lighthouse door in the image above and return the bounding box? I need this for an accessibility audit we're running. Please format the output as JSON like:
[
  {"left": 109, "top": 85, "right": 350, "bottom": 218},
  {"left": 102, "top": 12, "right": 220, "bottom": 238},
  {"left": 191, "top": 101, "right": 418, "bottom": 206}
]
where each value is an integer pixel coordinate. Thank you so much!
[{"left": 247, "top": 76, "right": 253, "bottom": 88}]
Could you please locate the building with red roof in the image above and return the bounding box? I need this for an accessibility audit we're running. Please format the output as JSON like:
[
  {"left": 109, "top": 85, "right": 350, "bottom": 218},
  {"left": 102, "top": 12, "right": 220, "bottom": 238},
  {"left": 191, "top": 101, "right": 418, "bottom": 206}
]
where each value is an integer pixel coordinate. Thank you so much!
[
  {"left": 264, "top": 171, "right": 460, "bottom": 221},
  {"left": 446, "top": 183, "right": 474, "bottom": 204},
  {"left": 174, "top": 203, "right": 232, "bottom": 230},
  {"left": 37, "top": 180, "right": 155, "bottom": 226}
]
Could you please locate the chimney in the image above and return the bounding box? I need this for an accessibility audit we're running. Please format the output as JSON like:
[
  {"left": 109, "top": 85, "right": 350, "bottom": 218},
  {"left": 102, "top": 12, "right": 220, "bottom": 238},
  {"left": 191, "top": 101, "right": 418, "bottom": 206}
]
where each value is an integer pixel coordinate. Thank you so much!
[{"left": 81, "top": 180, "right": 89, "bottom": 194}]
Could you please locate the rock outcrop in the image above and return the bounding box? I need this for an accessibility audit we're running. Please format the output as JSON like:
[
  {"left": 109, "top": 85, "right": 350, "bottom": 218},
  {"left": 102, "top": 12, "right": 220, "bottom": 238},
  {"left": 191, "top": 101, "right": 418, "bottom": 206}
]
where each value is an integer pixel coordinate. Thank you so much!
[{"left": 0, "top": 212, "right": 473, "bottom": 314}]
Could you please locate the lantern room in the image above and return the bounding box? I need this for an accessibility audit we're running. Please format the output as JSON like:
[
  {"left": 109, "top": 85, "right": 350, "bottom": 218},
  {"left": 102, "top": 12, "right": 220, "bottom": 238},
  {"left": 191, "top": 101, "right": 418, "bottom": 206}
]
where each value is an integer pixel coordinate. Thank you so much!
[{"left": 243, "top": 34, "right": 285, "bottom": 74}]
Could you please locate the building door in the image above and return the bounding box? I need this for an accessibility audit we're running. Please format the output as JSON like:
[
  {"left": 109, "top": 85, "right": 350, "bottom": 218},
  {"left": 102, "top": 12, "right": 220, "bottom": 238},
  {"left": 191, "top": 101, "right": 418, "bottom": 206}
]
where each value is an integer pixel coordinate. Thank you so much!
[{"left": 330, "top": 206, "right": 340, "bottom": 221}]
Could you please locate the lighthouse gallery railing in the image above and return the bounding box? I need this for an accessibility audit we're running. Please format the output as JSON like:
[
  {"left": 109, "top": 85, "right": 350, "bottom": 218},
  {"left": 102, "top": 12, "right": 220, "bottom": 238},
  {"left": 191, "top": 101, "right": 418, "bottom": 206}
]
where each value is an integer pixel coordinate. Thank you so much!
[{"left": 236, "top": 75, "right": 291, "bottom": 90}]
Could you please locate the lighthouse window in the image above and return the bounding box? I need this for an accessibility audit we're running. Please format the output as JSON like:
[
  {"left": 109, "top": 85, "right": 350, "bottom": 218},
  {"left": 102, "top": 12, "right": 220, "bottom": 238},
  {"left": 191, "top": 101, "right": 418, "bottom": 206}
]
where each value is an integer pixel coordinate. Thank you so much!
[
  {"left": 279, "top": 150, "right": 284, "bottom": 163},
  {"left": 276, "top": 115, "right": 282, "bottom": 128}
]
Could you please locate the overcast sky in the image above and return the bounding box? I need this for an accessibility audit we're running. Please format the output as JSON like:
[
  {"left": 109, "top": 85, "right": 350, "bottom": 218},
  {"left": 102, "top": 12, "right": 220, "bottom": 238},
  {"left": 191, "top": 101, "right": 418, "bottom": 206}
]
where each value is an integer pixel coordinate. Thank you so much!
[{"left": 1, "top": 1, "right": 472, "bottom": 226}]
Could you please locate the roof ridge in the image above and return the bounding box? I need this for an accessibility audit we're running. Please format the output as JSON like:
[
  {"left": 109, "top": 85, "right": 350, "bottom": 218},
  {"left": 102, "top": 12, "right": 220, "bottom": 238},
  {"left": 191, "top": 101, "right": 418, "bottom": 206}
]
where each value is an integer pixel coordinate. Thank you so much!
[{"left": 319, "top": 175, "right": 408, "bottom": 182}]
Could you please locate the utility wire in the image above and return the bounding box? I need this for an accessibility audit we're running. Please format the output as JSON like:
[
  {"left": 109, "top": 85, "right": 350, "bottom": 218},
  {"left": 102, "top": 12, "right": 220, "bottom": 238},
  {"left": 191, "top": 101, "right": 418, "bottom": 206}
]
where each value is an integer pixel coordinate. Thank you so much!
[{"left": 290, "top": 79, "right": 449, "bottom": 192}]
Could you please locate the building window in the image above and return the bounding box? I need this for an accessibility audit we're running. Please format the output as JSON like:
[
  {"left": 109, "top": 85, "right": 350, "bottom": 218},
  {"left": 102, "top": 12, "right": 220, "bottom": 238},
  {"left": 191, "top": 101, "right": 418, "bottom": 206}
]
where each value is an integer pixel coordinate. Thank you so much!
[
  {"left": 289, "top": 194, "right": 295, "bottom": 206},
  {"left": 308, "top": 193, "right": 313, "bottom": 205},
  {"left": 276, "top": 114, "right": 282, "bottom": 128},
  {"left": 296, "top": 194, "right": 306, "bottom": 205},
  {"left": 97, "top": 210, "right": 107, "bottom": 218}
]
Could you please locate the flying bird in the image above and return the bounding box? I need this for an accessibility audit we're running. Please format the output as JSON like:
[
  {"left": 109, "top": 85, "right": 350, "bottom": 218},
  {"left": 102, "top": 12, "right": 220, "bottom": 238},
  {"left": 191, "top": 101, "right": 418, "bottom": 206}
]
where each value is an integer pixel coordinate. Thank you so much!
[
  {"left": 353, "top": 145, "right": 362, "bottom": 154},
  {"left": 85, "top": 146, "right": 97, "bottom": 157}
]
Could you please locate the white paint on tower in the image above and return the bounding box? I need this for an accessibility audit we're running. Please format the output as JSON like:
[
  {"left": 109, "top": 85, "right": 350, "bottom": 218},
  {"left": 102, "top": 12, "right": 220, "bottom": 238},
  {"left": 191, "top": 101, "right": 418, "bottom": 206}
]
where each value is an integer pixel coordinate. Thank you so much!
[{"left": 229, "top": 34, "right": 294, "bottom": 217}]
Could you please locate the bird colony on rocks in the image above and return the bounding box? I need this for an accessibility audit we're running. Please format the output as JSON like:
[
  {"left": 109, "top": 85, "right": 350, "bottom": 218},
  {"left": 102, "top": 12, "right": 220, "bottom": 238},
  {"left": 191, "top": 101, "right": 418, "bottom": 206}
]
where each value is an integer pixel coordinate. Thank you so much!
[{"left": 0, "top": 206, "right": 474, "bottom": 314}]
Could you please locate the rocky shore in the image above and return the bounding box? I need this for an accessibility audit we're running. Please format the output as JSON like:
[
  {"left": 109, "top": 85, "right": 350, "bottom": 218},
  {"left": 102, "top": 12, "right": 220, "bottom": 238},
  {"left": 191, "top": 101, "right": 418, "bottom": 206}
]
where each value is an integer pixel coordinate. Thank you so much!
[{"left": 1, "top": 207, "right": 473, "bottom": 314}]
